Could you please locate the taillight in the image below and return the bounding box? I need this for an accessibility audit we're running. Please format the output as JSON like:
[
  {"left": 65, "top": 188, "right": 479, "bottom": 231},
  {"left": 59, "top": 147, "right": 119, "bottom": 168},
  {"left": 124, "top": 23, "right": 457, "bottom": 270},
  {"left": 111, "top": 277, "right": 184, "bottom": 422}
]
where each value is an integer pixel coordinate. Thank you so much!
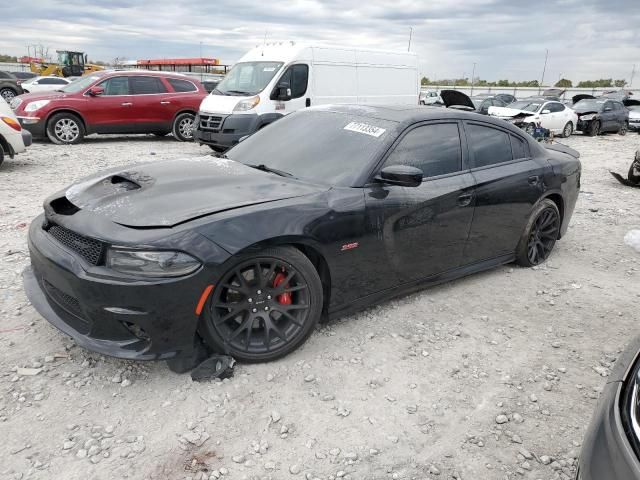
[{"left": 1, "top": 116, "right": 22, "bottom": 132}]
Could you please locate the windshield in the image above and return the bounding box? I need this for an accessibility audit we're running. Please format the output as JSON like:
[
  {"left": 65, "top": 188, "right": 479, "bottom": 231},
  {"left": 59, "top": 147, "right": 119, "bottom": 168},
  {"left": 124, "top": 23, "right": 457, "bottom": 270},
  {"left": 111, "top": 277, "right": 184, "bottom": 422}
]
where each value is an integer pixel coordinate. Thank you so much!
[
  {"left": 573, "top": 99, "right": 606, "bottom": 111},
  {"left": 59, "top": 75, "right": 102, "bottom": 93},
  {"left": 509, "top": 101, "right": 541, "bottom": 112},
  {"left": 214, "top": 62, "right": 283, "bottom": 96},
  {"left": 226, "top": 110, "right": 396, "bottom": 186}
]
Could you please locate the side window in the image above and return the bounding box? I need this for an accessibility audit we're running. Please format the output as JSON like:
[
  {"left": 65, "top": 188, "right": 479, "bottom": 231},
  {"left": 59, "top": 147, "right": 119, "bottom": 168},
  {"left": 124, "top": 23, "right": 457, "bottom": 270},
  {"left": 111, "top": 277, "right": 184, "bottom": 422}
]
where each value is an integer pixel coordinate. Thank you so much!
[
  {"left": 466, "top": 123, "right": 513, "bottom": 168},
  {"left": 98, "top": 77, "right": 130, "bottom": 96},
  {"left": 383, "top": 123, "right": 462, "bottom": 177},
  {"left": 604, "top": 101, "right": 614, "bottom": 111},
  {"left": 167, "top": 78, "right": 197, "bottom": 92},
  {"left": 548, "top": 102, "right": 565, "bottom": 113},
  {"left": 510, "top": 135, "right": 528, "bottom": 160},
  {"left": 129, "top": 76, "right": 167, "bottom": 95},
  {"left": 275, "top": 64, "right": 309, "bottom": 99}
]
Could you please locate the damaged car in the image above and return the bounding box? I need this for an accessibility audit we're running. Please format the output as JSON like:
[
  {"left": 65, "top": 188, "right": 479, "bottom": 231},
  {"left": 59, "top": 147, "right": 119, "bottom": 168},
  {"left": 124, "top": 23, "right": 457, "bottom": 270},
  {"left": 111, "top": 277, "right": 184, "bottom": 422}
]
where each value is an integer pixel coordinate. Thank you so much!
[
  {"left": 23, "top": 105, "right": 580, "bottom": 363},
  {"left": 572, "top": 96, "right": 629, "bottom": 136},
  {"left": 488, "top": 98, "right": 578, "bottom": 137},
  {"left": 610, "top": 149, "right": 640, "bottom": 188},
  {"left": 439, "top": 90, "right": 508, "bottom": 115},
  {"left": 625, "top": 100, "right": 640, "bottom": 133}
]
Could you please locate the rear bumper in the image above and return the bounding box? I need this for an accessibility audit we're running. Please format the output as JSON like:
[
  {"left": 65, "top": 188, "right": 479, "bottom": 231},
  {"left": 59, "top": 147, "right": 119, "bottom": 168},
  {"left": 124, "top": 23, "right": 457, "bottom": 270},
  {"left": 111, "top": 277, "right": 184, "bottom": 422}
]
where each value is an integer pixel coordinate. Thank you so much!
[
  {"left": 21, "top": 129, "right": 32, "bottom": 147},
  {"left": 25, "top": 216, "right": 210, "bottom": 360}
]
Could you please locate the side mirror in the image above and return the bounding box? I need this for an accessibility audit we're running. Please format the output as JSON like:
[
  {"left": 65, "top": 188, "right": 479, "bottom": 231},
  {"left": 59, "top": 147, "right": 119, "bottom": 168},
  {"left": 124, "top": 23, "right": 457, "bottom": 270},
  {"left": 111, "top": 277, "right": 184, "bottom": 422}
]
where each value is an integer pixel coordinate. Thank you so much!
[
  {"left": 377, "top": 165, "right": 423, "bottom": 187},
  {"left": 276, "top": 82, "right": 291, "bottom": 101},
  {"left": 541, "top": 109, "right": 551, "bottom": 114},
  {"left": 87, "top": 86, "right": 104, "bottom": 96}
]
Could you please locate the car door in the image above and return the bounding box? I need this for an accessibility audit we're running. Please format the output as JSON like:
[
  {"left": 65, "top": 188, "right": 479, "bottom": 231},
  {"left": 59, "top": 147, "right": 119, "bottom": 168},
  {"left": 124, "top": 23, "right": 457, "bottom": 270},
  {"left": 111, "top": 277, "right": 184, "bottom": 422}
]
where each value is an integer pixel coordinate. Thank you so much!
[
  {"left": 270, "top": 63, "right": 310, "bottom": 112},
  {"left": 127, "top": 75, "right": 172, "bottom": 132},
  {"left": 83, "top": 76, "right": 136, "bottom": 133},
  {"left": 363, "top": 121, "right": 476, "bottom": 284},
  {"left": 601, "top": 101, "right": 617, "bottom": 131},
  {"left": 547, "top": 102, "right": 570, "bottom": 132},
  {"left": 462, "top": 121, "right": 550, "bottom": 264}
]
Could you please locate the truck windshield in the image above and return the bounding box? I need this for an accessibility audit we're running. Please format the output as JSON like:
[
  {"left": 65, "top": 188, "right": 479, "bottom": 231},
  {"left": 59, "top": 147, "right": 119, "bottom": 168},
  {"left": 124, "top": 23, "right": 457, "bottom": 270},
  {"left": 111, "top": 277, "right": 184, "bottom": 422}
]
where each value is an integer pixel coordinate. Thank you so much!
[
  {"left": 226, "top": 109, "right": 396, "bottom": 186},
  {"left": 214, "top": 62, "right": 283, "bottom": 96}
]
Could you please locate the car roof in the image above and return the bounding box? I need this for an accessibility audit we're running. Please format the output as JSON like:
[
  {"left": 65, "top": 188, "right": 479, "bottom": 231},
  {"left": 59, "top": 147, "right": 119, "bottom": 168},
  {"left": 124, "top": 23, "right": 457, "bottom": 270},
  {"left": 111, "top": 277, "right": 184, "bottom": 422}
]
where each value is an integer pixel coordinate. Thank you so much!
[
  {"left": 308, "top": 104, "right": 528, "bottom": 131},
  {"left": 92, "top": 70, "right": 200, "bottom": 80}
]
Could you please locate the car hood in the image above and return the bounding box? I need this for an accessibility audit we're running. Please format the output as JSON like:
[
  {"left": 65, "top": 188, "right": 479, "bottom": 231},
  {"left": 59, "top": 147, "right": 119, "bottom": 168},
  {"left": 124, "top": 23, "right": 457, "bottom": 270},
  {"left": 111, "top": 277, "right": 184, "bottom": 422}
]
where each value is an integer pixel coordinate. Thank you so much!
[
  {"left": 487, "top": 106, "right": 535, "bottom": 118},
  {"left": 199, "top": 93, "right": 251, "bottom": 115},
  {"left": 439, "top": 90, "right": 475, "bottom": 110},
  {"left": 61, "top": 157, "right": 326, "bottom": 228},
  {"left": 17, "top": 91, "right": 69, "bottom": 102}
]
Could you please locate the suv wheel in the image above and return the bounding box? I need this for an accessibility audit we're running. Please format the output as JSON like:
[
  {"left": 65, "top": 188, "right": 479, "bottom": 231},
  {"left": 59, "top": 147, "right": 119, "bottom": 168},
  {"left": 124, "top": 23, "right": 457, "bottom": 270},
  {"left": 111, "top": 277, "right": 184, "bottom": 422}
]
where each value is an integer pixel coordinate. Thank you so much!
[
  {"left": 172, "top": 112, "right": 195, "bottom": 142},
  {"left": 0, "top": 88, "right": 17, "bottom": 102},
  {"left": 47, "top": 112, "right": 85, "bottom": 145}
]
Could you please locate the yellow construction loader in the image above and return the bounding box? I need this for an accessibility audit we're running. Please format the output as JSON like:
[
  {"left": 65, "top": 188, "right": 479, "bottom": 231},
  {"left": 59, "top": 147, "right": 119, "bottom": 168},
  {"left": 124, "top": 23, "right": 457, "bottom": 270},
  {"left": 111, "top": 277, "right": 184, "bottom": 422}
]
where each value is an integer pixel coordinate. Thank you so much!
[{"left": 29, "top": 51, "right": 104, "bottom": 77}]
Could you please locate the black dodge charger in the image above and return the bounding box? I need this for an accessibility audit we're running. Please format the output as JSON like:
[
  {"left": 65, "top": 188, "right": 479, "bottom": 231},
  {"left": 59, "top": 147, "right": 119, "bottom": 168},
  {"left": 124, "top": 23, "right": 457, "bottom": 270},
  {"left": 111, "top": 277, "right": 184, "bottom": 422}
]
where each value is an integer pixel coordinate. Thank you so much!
[{"left": 24, "top": 105, "right": 581, "bottom": 363}]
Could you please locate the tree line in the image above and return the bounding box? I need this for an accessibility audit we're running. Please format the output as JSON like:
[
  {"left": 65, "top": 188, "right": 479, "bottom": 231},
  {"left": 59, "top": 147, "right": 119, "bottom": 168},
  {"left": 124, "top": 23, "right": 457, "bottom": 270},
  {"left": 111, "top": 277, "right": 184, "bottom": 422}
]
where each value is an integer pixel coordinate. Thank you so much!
[{"left": 421, "top": 77, "right": 628, "bottom": 88}]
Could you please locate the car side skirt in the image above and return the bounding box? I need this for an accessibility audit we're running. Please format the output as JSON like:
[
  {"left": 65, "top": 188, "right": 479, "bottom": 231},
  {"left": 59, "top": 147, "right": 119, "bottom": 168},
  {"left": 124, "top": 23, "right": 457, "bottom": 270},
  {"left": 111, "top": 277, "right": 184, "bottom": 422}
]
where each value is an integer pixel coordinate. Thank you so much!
[{"left": 328, "top": 253, "right": 514, "bottom": 319}]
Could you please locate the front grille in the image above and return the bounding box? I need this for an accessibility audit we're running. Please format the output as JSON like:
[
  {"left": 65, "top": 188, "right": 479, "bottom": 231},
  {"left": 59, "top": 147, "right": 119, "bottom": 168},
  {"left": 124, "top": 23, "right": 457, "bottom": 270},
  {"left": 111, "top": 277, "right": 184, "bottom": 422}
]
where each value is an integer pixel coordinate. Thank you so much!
[
  {"left": 45, "top": 224, "right": 105, "bottom": 265},
  {"left": 199, "top": 114, "right": 225, "bottom": 131},
  {"left": 43, "top": 280, "right": 84, "bottom": 320}
]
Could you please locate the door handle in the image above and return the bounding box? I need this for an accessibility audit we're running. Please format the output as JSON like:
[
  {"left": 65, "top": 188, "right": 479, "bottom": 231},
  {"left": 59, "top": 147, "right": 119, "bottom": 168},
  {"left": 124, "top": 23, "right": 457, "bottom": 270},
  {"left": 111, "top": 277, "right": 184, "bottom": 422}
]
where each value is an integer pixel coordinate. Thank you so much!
[
  {"left": 160, "top": 101, "right": 171, "bottom": 105},
  {"left": 121, "top": 102, "right": 132, "bottom": 106},
  {"left": 528, "top": 175, "right": 540, "bottom": 185},
  {"left": 457, "top": 192, "right": 473, "bottom": 207}
]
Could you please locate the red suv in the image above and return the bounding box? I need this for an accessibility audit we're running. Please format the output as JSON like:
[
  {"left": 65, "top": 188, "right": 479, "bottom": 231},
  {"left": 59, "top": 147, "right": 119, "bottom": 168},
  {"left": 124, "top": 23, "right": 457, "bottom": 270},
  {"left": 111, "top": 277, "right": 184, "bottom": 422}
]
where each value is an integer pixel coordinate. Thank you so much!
[{"left": 11, "top": 71, "right": 208, "bottom": 144}]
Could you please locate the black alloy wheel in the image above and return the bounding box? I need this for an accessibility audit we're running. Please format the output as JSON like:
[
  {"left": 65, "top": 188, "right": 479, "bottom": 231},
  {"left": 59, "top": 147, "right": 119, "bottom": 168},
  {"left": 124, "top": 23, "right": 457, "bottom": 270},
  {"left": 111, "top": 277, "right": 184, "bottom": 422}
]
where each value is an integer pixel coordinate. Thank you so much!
[
  {"left": 200, "top": 247, "right": 322, "bottom": 362},
  {"left": 516, "top": 199, "right": 561, "bottom": 267}
]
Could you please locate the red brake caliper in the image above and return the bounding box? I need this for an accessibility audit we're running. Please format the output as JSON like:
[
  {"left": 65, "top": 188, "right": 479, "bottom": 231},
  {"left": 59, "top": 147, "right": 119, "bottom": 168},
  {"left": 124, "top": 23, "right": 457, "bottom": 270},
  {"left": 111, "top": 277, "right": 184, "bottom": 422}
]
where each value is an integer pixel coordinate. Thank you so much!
[{"left": 272, "top": 271, "right": 292, "bottom": 305}]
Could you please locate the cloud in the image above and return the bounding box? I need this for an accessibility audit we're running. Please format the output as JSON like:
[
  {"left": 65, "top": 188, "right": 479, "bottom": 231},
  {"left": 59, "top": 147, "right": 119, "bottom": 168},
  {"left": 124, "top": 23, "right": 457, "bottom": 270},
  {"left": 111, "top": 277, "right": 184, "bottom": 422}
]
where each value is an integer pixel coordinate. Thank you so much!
[{"left": 1, "top": 0, "right": 639, "bottom": 83}]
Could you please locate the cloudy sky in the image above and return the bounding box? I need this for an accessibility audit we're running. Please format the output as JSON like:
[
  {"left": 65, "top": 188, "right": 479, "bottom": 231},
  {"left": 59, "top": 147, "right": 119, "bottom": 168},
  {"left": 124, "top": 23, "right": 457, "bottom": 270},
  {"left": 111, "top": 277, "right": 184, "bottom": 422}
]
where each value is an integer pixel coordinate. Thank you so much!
[{"left": 2, "top": 0, "right": 639, "bottom": 84}]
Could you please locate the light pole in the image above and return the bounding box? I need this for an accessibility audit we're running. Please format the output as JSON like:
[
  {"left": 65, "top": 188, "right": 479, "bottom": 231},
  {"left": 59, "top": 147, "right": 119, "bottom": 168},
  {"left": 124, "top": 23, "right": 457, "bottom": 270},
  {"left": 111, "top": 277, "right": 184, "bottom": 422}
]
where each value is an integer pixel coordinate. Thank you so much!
[
  {"left": 471, "top": 62, "right": 476, "bottom": 95},
  {"left": 540, "top": 49, "right": 549, "bottom": 93}
]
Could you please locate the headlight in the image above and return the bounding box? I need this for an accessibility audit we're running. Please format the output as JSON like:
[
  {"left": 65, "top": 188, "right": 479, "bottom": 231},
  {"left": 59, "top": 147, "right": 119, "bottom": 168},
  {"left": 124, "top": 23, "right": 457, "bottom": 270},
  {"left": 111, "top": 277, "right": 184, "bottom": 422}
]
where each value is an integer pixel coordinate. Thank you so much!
[
  {"left": 105, "top": 249, "right": 201, "bottom": 278},
  {"left": 579, "top": 114, "right": 596, "bottom": 121},
  {"left": 9, "top": 97, "right": 22, "bottom": 110},
  {"left": 24, "top": 100, "right": 50, "bottom": 112},
  {"left": 233, "top": 95, "right": 260, "bottom": 112}
]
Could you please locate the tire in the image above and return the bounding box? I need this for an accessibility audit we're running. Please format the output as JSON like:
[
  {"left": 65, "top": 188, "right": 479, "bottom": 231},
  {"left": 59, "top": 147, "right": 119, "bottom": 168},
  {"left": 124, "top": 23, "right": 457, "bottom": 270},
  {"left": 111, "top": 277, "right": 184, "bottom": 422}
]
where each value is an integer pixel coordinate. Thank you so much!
[
  {"left": 172, "top": 112, "right": 195, "bottom": 142},
  {"left": 0, "top": 88, "right": 17, "bottom": 102},
  {"left": 0, "top": 145, "right": 4, "bottom": 169},
  {"left": 619, "top": 122, "right": 628, "bottom": 136},
  {"left": 46, "top": 112, "right": 84, "bottom": 145},
  {"left": 587, "top": 120, "right": 600, "bottom": 137},
  {"left": 208, "top": 145, "right": 226, "bottom": 153},
  {"left": 199, "top": 246, "right": 323, "bottom": 362},
  {"left": 515, "top": 199, "right": 561, "bottom": 267},
  {"left": 561, "top": 121, "right": 573, "bottom": 138}
]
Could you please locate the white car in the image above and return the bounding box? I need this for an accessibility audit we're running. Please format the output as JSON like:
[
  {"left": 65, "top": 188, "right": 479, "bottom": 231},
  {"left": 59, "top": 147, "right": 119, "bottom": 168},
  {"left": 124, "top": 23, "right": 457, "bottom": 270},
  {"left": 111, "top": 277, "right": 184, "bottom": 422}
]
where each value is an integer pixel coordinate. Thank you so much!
[
  {"left": 488, "top": 98, "right": 578, "bottom": 138},
  {"left": 419, "top": 90, "right": 441, "bottom": 105},
  {"left": 628, "top": 104, "right": 640, "bottom": 133},
  {"left": 0, "top": 98, "right": 31, "bottom": 167},
  {"left": 20, "top": 76, "right": 72, "bottom": 93}
]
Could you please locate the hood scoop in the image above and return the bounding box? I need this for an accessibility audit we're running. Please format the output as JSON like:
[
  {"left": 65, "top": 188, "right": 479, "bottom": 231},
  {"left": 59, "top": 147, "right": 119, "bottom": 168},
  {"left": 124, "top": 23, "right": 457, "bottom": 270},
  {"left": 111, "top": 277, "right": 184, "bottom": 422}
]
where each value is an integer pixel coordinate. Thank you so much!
[{"left": 110, "top": 175, "right": 142, "bottom": 191}]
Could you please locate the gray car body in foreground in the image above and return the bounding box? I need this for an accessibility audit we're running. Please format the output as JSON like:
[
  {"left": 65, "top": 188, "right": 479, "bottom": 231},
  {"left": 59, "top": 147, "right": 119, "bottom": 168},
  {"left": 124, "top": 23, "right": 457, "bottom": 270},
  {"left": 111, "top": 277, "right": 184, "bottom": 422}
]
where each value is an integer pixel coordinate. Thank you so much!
[{"left": 578, "top": 336, "right": 640, "bottom": 479}]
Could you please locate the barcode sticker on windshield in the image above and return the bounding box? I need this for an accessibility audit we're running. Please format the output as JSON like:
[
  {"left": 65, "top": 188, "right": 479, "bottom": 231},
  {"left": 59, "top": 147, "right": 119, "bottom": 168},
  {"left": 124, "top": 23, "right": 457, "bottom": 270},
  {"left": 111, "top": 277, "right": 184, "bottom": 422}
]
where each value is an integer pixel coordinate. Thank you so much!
[
  {"left": 263, "top": 67, "right": 276, "bottom": 72},
  {"left": 344, "top": 122, "right": 386, "bottom": 138}
]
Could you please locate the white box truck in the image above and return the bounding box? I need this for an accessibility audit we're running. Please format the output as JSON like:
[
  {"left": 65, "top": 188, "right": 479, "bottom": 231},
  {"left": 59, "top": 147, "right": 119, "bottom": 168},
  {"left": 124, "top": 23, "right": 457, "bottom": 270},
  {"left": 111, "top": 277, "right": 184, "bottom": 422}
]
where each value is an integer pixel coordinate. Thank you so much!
[{"left": 194, "top": 42, "right": 419, "bottom": 151}]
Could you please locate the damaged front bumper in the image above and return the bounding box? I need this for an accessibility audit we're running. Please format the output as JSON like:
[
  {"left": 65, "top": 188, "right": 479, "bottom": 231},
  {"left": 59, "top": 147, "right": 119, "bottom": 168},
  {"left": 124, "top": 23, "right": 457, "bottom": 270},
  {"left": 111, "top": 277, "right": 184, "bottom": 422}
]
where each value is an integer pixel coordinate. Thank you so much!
[{"left": 24, "top": 215, "right": 218, "bottom": 360}]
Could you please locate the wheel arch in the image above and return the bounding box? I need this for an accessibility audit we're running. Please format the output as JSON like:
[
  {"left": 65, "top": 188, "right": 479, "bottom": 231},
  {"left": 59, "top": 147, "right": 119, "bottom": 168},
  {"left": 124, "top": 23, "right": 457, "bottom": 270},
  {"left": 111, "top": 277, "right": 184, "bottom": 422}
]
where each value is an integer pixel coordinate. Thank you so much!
[
  {"left": 541, "top": 192, "right": 565, "bottom": 238},
  {"left": 45, "top": 108, "right": 88, "bottom": 134},
  {"left": 173, "top": 109, "right": 197, "bottom": 121},
  {"left": 237, "top": 236, "right": 332, "bottom": 317}
]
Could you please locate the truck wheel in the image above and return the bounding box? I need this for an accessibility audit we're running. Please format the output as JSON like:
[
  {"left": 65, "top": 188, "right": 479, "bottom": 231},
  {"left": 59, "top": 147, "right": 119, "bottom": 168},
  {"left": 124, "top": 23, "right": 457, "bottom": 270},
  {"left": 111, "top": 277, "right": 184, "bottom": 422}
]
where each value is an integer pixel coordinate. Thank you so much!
[
  {"left": 46, "top": 112, "right": 85, "bottom": 145},
  {"left": 0, "top": 88, "right": 17, "bottom": 102},
  {"left": 172, "top": 112, "right": 195, "bottom": 142}
]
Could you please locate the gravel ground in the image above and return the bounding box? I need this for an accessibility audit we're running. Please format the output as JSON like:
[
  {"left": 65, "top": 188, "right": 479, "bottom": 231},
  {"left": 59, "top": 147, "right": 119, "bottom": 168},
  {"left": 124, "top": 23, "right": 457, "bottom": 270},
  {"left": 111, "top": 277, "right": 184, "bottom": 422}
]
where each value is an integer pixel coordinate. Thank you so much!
[{"left": 1, "top": 132, "right": 639, "bottom": 480}]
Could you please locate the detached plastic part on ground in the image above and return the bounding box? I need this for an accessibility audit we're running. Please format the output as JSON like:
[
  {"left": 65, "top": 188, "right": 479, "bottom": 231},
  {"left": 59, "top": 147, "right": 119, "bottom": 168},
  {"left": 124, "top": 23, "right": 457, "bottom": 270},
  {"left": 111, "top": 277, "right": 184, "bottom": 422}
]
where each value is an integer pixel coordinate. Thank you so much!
[
  {"left": 610, "top": 149, "right": 640, "bottom": 188},
  {"left": 166, "top": 339, "right": 236, "bottom": 381}
]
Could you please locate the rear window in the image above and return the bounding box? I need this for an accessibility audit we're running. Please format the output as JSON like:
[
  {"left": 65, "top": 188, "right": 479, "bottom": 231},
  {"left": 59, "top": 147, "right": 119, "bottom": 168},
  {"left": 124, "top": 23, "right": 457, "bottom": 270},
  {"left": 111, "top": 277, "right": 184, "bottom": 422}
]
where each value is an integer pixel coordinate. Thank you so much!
[
  {"left": 130, "top": 76, "right": 167, "bottom": 95},
  {"left": 168, "top": 78, "right": 197, "bottom": 92},
  {"left": 466, "top": 123, "right": 513, "bottom": 168}
]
